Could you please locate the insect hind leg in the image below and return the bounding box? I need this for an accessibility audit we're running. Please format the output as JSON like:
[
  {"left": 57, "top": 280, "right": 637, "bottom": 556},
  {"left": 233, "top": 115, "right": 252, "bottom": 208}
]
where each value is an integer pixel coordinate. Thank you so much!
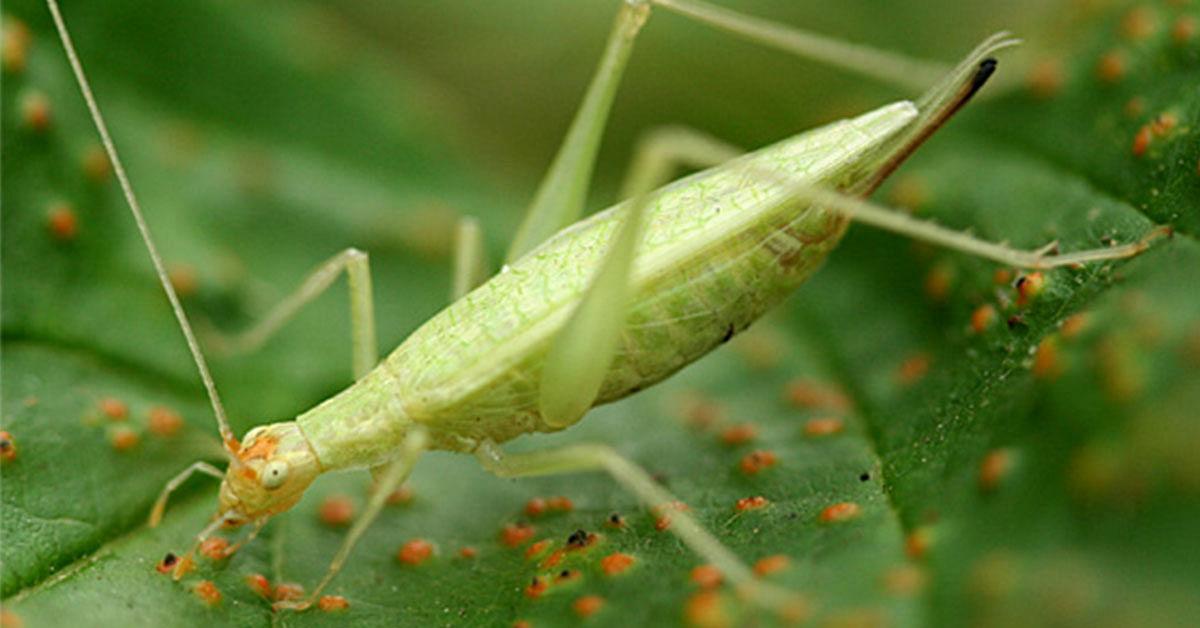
[
  {"left": 474, "top": 440, "right": 807, "bottom": 619},
  {"left": 771, "top": 182, "right": 1171, "bottom": 270},
  {"left": 205, "top": 248, "right": 378, "bottom": 380}
]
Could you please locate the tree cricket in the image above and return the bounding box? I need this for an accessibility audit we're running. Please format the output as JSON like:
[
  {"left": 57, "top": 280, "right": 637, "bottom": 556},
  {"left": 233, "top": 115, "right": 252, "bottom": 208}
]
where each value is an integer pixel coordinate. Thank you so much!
[{"left": 43, "top": 0, "right": 1167, "bottom": 616}]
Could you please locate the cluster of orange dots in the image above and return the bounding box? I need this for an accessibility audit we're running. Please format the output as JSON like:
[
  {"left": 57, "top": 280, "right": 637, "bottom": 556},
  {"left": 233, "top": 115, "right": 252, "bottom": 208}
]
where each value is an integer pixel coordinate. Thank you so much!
[{"left": 90, "top": 397, "right": 188, "bottom": 452}]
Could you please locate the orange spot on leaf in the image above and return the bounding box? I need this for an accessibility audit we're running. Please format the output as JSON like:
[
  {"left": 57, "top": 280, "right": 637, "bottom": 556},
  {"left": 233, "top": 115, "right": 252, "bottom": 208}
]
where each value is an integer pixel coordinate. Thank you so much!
[
  {"left": 397, "top": 539, "right": 434, "bottom": 566},
  {"left": 1172, "top": 15, "right": 1197, "bottom": 44},
  {"left": 690, "top": 564, "right": 723, "bottom": 589},
  {"left": 738, "top": 450, "right": 777, "bottom": 475},
  {"left": 753, "top": 555, "right": 790, "bottom": 577},
  {"left": 1132, "top": 125, "right": 1152, "bottom": 157},
  {"left": 273, "top": 583, "right": 305, "bottom": 602},
  {"left": 803, "top": 417, "right": 844, "bottom": 437},
  {"left": 540, "top": 548, "right": 565, "bottom": 569},
  {"left": 155, "top": 552, "right": 178, "bottom": 575},
  {"left": 719, "top": 423, "right": 757, "bottom": 445},
  {"left": 317, "top": 595, "right": 349, "bottom": 612},
  {"left": 525, "top": 539, "right": 551, "bottom": 560},
  {"left": 99, "top": 397, "right": 128, "bottom": 420},
  {"left": 734, "top": 496, "right": 769, "bottom": 512},
  {"left": 819, "top": 502, "right": 861, "bottom": 524},
  {"left": 193, "top": 580, "right": 221, "bottom": 606},
  {"left": 0, "top": 431, "right": 16, "bottom": 463},
  {"left": 1096, "top": 50, "right": 1126, "bottom": 83},
  {"left": 906, "top": 527, "right": 934, "bottom": 560},
  {"left": 524, "top": 576, "right": 548, "bottom": 599},
  {"left": 896, "top": 353, "right": 931, "bottom": 385},
  {"left": 1016, "top": 272, "right": 1046, "bottom": 307},
  {"left": 46, "top": 204, "right": 78, "bottom": 242},
  {"left": 20, "top": 90, "right": 51, "bottom": 131},
  {"left": 572, "top": 595, "right": 605, "bottom": 618},
  {"left": 601, "top": 552, "right": 636, "bottom": 576},
  {"left": 245, "top": 573, "right": 272, "bottom": 598},
  {"left": 971, "top": 304, "right": 997, "bottom": 334},
  {"left": 1032, "top": 337, "right": 1062, "bottom": 380},
  {"left": 979, "top": 448, "right": 1015, "bottom": 492},
  {"left": 784, "top": 379, "right": 851, "bottom": 412},
  {"left": 319, "top": 495, "right": 355, "bottom": 527},
  {"left": 501, "top": 522, "right": 536, "bottom": 547},
  {"left": 148, "top": 406, "right": 184, "bottom": 437},
  {"left": 109, "top": 426, "right": 139, "bottom": 451},
  {"left": 683, "top": 590, "right": 729, "bottom": 628},
  {"left": 200, "top": 537, "right": 229, "bottom": 561}
]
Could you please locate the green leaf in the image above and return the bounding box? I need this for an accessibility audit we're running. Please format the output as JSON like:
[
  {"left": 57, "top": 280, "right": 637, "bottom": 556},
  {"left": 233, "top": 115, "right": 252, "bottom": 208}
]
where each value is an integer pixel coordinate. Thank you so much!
[{"left": 3, "top": 1, "right": 1198, "bottom": 627}]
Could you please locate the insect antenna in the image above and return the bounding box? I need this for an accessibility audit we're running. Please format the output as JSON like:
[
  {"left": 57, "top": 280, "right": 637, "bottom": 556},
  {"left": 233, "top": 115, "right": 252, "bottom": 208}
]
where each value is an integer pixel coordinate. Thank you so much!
[{"left": 44, "top": 0, "right": 239, "bottom": 456}]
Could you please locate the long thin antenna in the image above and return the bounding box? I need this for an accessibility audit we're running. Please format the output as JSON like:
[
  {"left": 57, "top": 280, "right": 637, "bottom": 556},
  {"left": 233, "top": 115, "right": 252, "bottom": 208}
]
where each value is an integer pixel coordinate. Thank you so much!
[{"left": 45, "top": 0, "right": 237, "bottom": 450}]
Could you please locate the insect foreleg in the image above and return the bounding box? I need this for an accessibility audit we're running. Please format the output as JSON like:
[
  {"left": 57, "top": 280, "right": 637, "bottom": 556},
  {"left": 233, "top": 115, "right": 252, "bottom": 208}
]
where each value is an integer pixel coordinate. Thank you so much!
[
  {"left": 206, "top": 248, "right": 378, "bottom": 380},
  {"left": 618, "top": 125, "right": 743, "bottom": 201},
  {"left": 475, "top": 441, "right": 805, "bottom": 617},
  {"left": 147, "top": 461, "right": 224, "bottom": 527},
  {"left": 275, "top": 428, "right": 429, "bottom": 612},
  {"left": 451, "top": 216, "right": 488, "bottom": 301}
]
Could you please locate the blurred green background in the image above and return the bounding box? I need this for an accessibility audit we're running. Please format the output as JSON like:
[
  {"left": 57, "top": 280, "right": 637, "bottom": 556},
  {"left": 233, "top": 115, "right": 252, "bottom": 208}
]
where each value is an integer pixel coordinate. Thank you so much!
[{"left": 3, "top": 0, "right": 1198, "bottom": 626}]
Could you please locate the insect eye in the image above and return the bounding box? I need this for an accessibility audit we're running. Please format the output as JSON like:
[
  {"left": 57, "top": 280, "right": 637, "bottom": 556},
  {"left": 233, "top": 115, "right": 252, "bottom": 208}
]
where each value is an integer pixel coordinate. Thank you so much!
[{"left": 261, "top": 460, "right": 289, "bottom": 490}]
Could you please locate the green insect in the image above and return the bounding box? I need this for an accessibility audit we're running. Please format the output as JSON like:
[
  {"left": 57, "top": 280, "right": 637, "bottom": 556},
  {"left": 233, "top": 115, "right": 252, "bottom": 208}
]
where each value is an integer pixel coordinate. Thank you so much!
[{"left": 44, "top": 0, "right": 1166, "bottom": 617}]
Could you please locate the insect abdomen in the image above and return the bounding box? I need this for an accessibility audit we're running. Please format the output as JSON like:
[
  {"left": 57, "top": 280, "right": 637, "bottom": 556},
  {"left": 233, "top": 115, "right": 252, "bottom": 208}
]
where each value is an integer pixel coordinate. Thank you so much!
[{"left": 384, "top": 101, "right": 917, "bottom": 448}]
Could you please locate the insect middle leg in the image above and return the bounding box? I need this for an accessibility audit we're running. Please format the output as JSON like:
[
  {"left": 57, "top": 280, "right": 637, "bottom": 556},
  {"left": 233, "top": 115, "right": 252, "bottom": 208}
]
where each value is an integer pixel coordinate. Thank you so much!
[
  {"left": 451, "top": 216, "right": 488, "bottom": 300},
  {"left": 206, "top": 247, "right": 378, "bottom": 380},
  {"left": 474, "top": 440, "right": 805, "bottom": 617}
]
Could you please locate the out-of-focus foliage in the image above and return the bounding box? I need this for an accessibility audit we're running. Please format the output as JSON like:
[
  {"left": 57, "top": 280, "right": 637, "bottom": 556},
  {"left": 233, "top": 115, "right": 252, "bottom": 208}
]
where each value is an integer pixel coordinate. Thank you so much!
[{"left": 2, "top": 0, "right": 1198, "bottom": 626}]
